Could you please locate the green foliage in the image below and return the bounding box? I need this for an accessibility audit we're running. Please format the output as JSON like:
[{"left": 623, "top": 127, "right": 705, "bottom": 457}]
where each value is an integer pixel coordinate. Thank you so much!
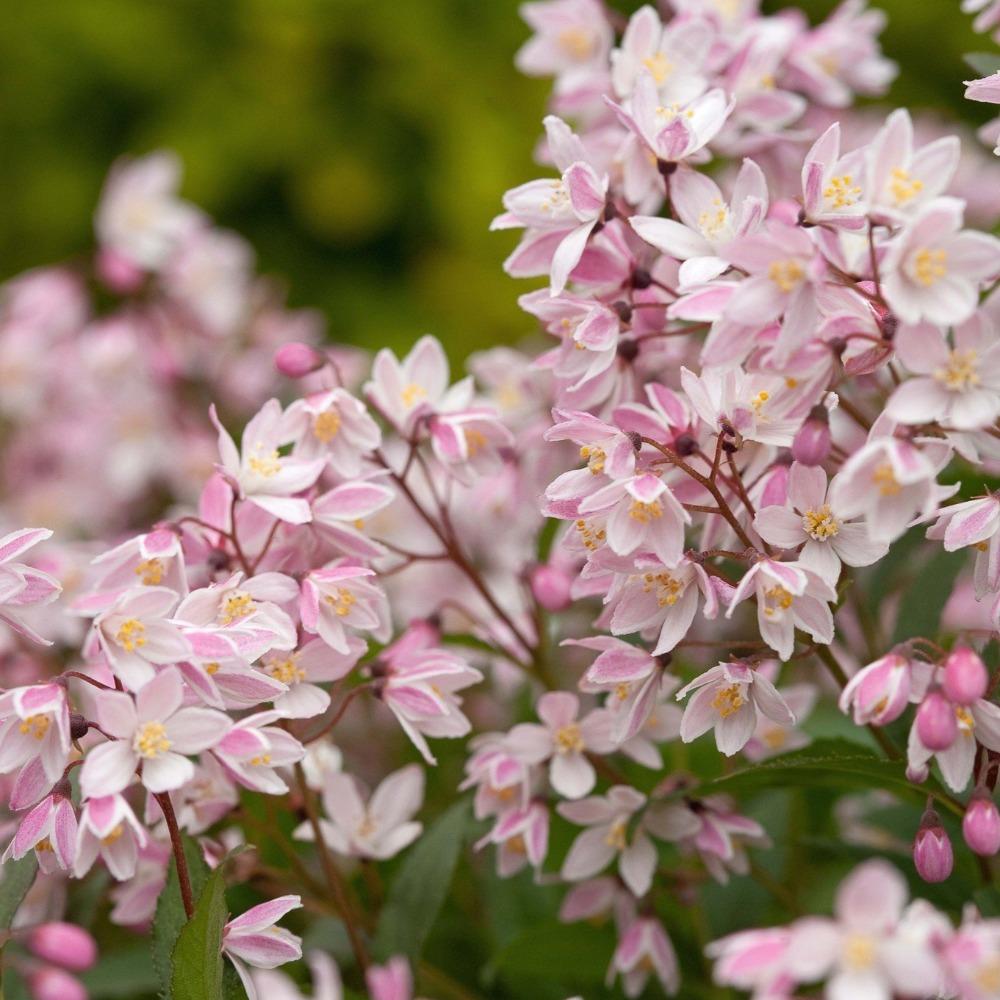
[
  {"left": 373, "top": 798, "right": 471, "bottom": 962},
  {"left": 0, "top": 855, "right": 38, "bottom": 1000},
  {"left": 170, "top": 867, "right": 230, "bottom": 1000}
]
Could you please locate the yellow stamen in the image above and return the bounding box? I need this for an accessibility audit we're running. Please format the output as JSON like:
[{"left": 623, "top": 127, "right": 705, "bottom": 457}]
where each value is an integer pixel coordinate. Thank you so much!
[
  {"left": 802, "top": 504, "right": 840, "bottom": 540},
  {"left": 933, "top": 348, "right": 980, "bottom": 392},
  {"left": 762, "top": 585, "right": 794, "bottom": 618},
  {"left": 872, "top": 463, "right": 900, "bottom": 497},
  {"left": 628, "top": 499, "right": 663, "bottom": 523},
  {"left": 711, "top": 683, "right": 746, "bottom": 718},
  {"left": 135, "top": 721, "right": 171, "bottom": 759},
  {"left": 266, "top": 653, "right": 306, "bottom": 685},
  {"left": 313, "top": 410, "right": 341, "bottom": 442},
  {"left": 823, "top": 174, "right": 862, "bottom": 210},
  {"left": 554, "top": 722, "right": 585, "bottom": 754},
  {"left": 18, "top": 715, "right": 50, "bottom": 740},
  {"left": 912, "top": 247, "right": 947, "bottom": 287},
  {"left": 219, "top": 591, "right": 255, "bottom": 625},
  {"left": 134, "top": 558, "right": 164, "bottom": 586},
  {"left": 768, "top": 260, "right": 804, "bottom": 293},
  {"left": 115, "top": 618, "right": 146, "bottom": 652},
  {"left": 324, "top": 588, "right": 356, "bottom": 617},
  {"left": 889, "top": 167, "right": 923, "bottom": 205}
]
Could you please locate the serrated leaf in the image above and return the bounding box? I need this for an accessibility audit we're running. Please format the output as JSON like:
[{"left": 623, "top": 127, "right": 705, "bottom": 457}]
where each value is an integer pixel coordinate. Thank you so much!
[
  {"left": 170, "top": 867, "right": 229, "bottom": 1000},
  {"left": 373, "top": 799, "right": 469, "bottom": 962},
  {"left": 696, "top": 739, "right": 959, "bottom": 815},
  {"left": 0, "top": 854, "right": 38, "bottom": 930},
  {"left": 152, "top": 837, "right": 210, "bottom": 999},
  {"left": 965, "top": 52, "right": 1000, "bottom": 77}
]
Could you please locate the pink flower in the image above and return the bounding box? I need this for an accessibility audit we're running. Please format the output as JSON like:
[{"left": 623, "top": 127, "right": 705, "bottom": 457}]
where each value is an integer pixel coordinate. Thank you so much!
[
  {"left": 800, "top": 123, "right": 867, "bottom": 230},
  {"left": 300, "top": 564, "right": 390, "bottom": 653},
  {"left": 95, "top": 152, "right": 202, "bottom": 269},
  {"left": 630, "top": 158, "right": 768, "bottom": 288},
  {"left": 682, "top": 797, "right": 769, "bottom": 883},
  {"left": 515, "top": 0, "right": 612, "bottom": 80},
  {"left": 379, "top": 647, "right": 483, "bottom": 765},
  {"left": 311, "top": 481, "right": 396, "bottom": 561},
  {"left": 867, "top": 109, "right": 959, "bottom": 221},
  {"left": 509, "top": 691, "right": 613, "bottom": 798},
  {"left": 212, "top": 399, "right": 325, "bottom": 524},
  {"left": 677, "top": 661, "right": 795, "bottom": 756},
  {"left": 966, "top": 71, "right": 1000, "bottom": 105},
  {"left": 559, "top": 785, "right": 656, "bottom": 896},
  {"left": 754, "top": 463, "right": 888, "bottom": 585},
  {"left": 927, "top": 494, "right": 1000, "bottom": 597},
  {"left": 0, "top": 528, "right": 62, "bottom": 645},
  {"left": 785, "top": 861, "right": 945, "bottom": 999},
  {"left": 887, "top": 318, "right": 1000, "bottom": 431},
  {"left": 294, "top": 764, "right": 423, "bottom": 860},
  {"left": 0, "top": 683, "right": 71, "bottom": 786},
  {"left": 494, "top": 116, "right": 609, "bottom": 294},
  {"left": 80, "top": 667, "right": 230, "bottom": 796},
  {"left": 829, "top": 431, "right": 950, "bottom": 545},
  {"left": 839, "top": 650, "right": 918, "bottom": 726},
  {"left": 74, "top": 793, "right": 147, "bottom": 880},
  {"left": 881, "top": 198, "right": 1000, "bottom": 326},
  {"left": 726, "top": 559, "right": 836, "bottom": 660},
  {"left": 89, "top": 528, "right": 187, "bottom": 599},
  {"left": 708, "top": 927, "right": 793, "bottom": 996},
  {"left": 365, "top": 955, "right": 414, "bottom": 1000},
  {"left": 3, "top": 790, "right": 77, "bottom": 873},
  {"left": 263, "top": 636, "right": 365, "bottom": 720},
  {"left": 475, "top": 800, "right": 549, "bottom": 877},
  {"left": 87, "top": 586, "right": 191, "bottom": 690},
  {"left": 224, "top": 895, "right": 303, "bottom": 999},
  {"left": 212, "top": 711, "right": 305, "bottom": 794},
  {"left": 609, "top": 916, "right": 679, "bottom": 999},
  {"left": 286, "top": 387, "right": 382, "bottom": 478}
]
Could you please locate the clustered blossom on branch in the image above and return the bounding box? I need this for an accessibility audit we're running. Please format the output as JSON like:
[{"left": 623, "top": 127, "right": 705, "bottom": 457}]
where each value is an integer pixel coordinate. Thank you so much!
[{"left": 4, "top": 2, "right": 1000, "bottom": 999}]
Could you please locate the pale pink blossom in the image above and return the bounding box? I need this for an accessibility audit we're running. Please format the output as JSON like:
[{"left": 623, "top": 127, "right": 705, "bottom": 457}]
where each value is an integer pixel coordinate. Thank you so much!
[
  {"left": 927, "top": 494, "right": 1000, "bottom": 597},
  {"left": 3, "top": 790, "right": 77, "bottom": 873},
  {"left": 294, "top": 764, "right": 423, "bottom": 860},
  {"left": 0, "top": 528, "right": 62, "bottom": 645},
  {"left": 223, "top": 895, "right": 303, "bottom": 999},
  {"left": 0, "top": 683, "right": 71, "bottom": 786},
  {"left": 300, "top": 564, "right": 390, "bottom": 653},
  {"left": 74, "top": 793, "right": 147, "bottom": 880},
  {"left": 515, "top": 0, "right": 612, "bottom": 80},
  {"left": 212, "top": 711, "right": 305, "bottom": 794},
  {"left": 609, "top": 916, "right": 679, "bottom": 998},
  {"left": 286, "top": 387, "right": 381, "bottom": 477},
  {"left": 839, "top": 650, "right": 920, "bottom": 726}
]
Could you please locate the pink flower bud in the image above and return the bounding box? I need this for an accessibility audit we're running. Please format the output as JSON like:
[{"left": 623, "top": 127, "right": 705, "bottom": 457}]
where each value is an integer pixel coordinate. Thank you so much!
[
  {"left": 916, "top": 691, "right": 958, "bottom": 751},
  {"left": 95, "top": 246, "right": 145, "bottom": 293},
  {"left": 943, "top": 646, "right": 988, "bottom": 706},
  {"left": 529, "top": 564, "right": 573, "bottom": 612},
  {"left": 791, "top": 405, "right": 831, "bottom": 467},
  {"left": 914, "top": 810, "right": 953, "bottom": 883},
  {"left": 26, "top": 923, "right": 97, "bottom": 971},
  {"left": 274, "top": 342, "right": 325, "bottom": 378},
  {"left": 906, "top": 763, "right": 929, "bottom": 784},
  {"left": 964, "top": 794, "right": 1000, "bottom": 856},
  {"left": 27, "top": 968, "right": 88, "bottom": 1000}
]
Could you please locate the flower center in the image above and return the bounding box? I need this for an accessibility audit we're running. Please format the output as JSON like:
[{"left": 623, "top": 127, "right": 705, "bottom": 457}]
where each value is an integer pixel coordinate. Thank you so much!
[
  {"left": 957, "top": 706, "right": 975, "bottom": 731},
  {"left": 642, "top": 52, "right": 672, "bottom": 85},
  {"left": 975, "top": 959, "right": 1000, "bottom": 993},
  {"left": 579, "top": 445, "right": 606, "bottom": 475},
  {"left": 762, "top": 585, "right": 793, "bottom": 617},
  {"left": 628, "top": 499, "right": 663, "bottom": 523},
  {"left": 247, "top": 444, "right": 282, "bottom": 478},
  {"left": 802, "top": 504, "right": 840, "bottom": 540},
  {"left": 249, "top": 752, "right": 273, "bottom": 767},
  {"left": 643, "top": 571, "right": 684, "bottom": 607},
  {"left": 356, "top": 812, "right": 378, "bottom": 840},
  {"left": 324, "top": 587, "right": 357, "bottom": 617},
  {"left": 711, "top": 683, "right": 746, "bottom": 718},
  {"left": 266, "top": 653, "right": 305, "bottom": 685},
  {"left": 698, "top": 199, "right": 730, "bottom": 241},
  {"left": 889, "top": 166, "right": 923, "bottom": 205},
  {"left": 843, "top": 933, "right": 876, "bottom": 970},
  {"left": 313, "top": 410, "right": 341, "bottom": 442},
  {"left": 554, "top": 722, "right": 585, "bottom": 754},
  {"left": 605, "top": 818, "right": 628, "bottom": 850},
  {"left": 134, "top": 558, "right": 164, "bottom": 585},
  {"left": 823, "top": 174, "right": 861, "bottom": 210},
  {"left": 558, "top": 27, "right": 596, "bottom": 61},
  {"left": 768, "top": 260, "right": 804, "bottom": 293},
  {"left": 135, "top": 721, "right": 171, "bottom": 758},
  {"left": 101, "top": 824, "right": 125, "bottom": 846},
  {"left": 19, "top": 714, "right": 50, "bottom": 740},
  {"left": 871, "top": 463, "right": 900, "bottom": 497},
  {"left": 575, "top": 519, "right": 606, "bottom": 551},
  {"left": 219, "top": 591, "right": 256, "bottom": 625},
  {"left": 912, "top": 247, "right": 947, "bottom": 287},
  {"left": 933, "top": 348, "right": 980, "bottom": 392},
  {"left": 115, "top": 618, "right": 146, "bottom": 652},
  {"left": 401, "top": 383, "right": 427, "bottom": 407}
]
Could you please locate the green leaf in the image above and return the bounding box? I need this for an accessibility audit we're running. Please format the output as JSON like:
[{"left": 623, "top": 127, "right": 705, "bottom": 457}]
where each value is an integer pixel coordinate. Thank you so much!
[
  {"left": 487, "top": 921, "right": 612, "bottom": 985},
  {"left": 696, "top": 739, "right": 959, "bottom": 815},
  {"left": 152, "top": 837, "right": 210, "bottom": 999},
  {"left": 170, "top": 867, "right": 229, "bottom": 1000},
  {"left": 81, "top": 945, "right": 162, "bottom": 998},
  {"left": 0, "top": 855, "right": 38, "bottom": 930},
  {"left": 965, "top": 52, "right": 1000, "bottom": 77},
  {"left": 373, "top": 799, "right": 469, "bottom": 962}
]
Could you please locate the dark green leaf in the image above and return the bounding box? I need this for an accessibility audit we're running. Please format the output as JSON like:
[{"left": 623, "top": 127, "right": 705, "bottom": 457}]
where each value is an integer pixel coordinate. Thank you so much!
[
  {"left": 0, "top": 855, "right": 38, "bottom": 930},
  {"left": 892, "top": 548, "right": 965, "bottom": 643},
  {"left": 696, "top": 739, "right": 959, "bottom": 815},
  {"left": 965, "top": 52, "right": 1000, "bottom": 77},
  {"left": 373, "top": 799, "right": 469, "bottom": 962},
  {"left": 152, "top": 837, "right": 210, "bottom": 999},
  {"left": 170, "top": 867, "right": 229, "bottom": 1000},
  {"left": 81, "top": 945, "right": 162, "bottom": 998},
  {"left": 487, "top": 921, "right": 612, "bottom": 985}
]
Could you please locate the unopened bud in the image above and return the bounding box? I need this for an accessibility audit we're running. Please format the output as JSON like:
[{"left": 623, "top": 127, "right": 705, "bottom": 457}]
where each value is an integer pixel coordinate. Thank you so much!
[
  {"left": 791, "top": 405, "right": 831, "bottom": 467},
  {"left": 914, "top": 809, "right": 953, "bottom": 883},
  {"left": 69, "top": 713, "right": 89, "bottom": 742},
  {"left": 916, "top": 691, "right": 958, "bottom": 751},
  {"left": 274, "top": 342, "right": 325, "bottom": 378},
  {"left": 27, "top": 967, "right": 88, "bottom": 1000},
  {"left": 906, "top": 762, "right": 929, "bottom": 784},
  {"left": 26, "top": 923, "right": 98, "bottom": 971},
  {"left": 530, "top": 564, "right": 573, "bottom": 613},
  {"left": 964, "top": 793, "right": 1000, "bottom": 856},
  {"left": 943, "top": 646, "right": 989, "bottom": 706}
]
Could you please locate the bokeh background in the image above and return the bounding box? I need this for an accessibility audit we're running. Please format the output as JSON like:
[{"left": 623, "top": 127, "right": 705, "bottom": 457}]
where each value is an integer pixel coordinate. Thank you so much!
[{"left": 0, "top": 0, "right": 991, "bottom": 361}]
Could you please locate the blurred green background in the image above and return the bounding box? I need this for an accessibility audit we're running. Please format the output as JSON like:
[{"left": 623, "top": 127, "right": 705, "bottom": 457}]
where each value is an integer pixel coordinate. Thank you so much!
[{"left": 0, "top": 0, "right": 989, "bottom": 359}]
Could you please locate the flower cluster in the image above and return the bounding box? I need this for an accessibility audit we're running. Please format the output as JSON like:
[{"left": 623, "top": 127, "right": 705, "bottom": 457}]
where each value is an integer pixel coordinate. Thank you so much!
[{"left": 4, "top": 1, "right": 1000, "bottom": 999}]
